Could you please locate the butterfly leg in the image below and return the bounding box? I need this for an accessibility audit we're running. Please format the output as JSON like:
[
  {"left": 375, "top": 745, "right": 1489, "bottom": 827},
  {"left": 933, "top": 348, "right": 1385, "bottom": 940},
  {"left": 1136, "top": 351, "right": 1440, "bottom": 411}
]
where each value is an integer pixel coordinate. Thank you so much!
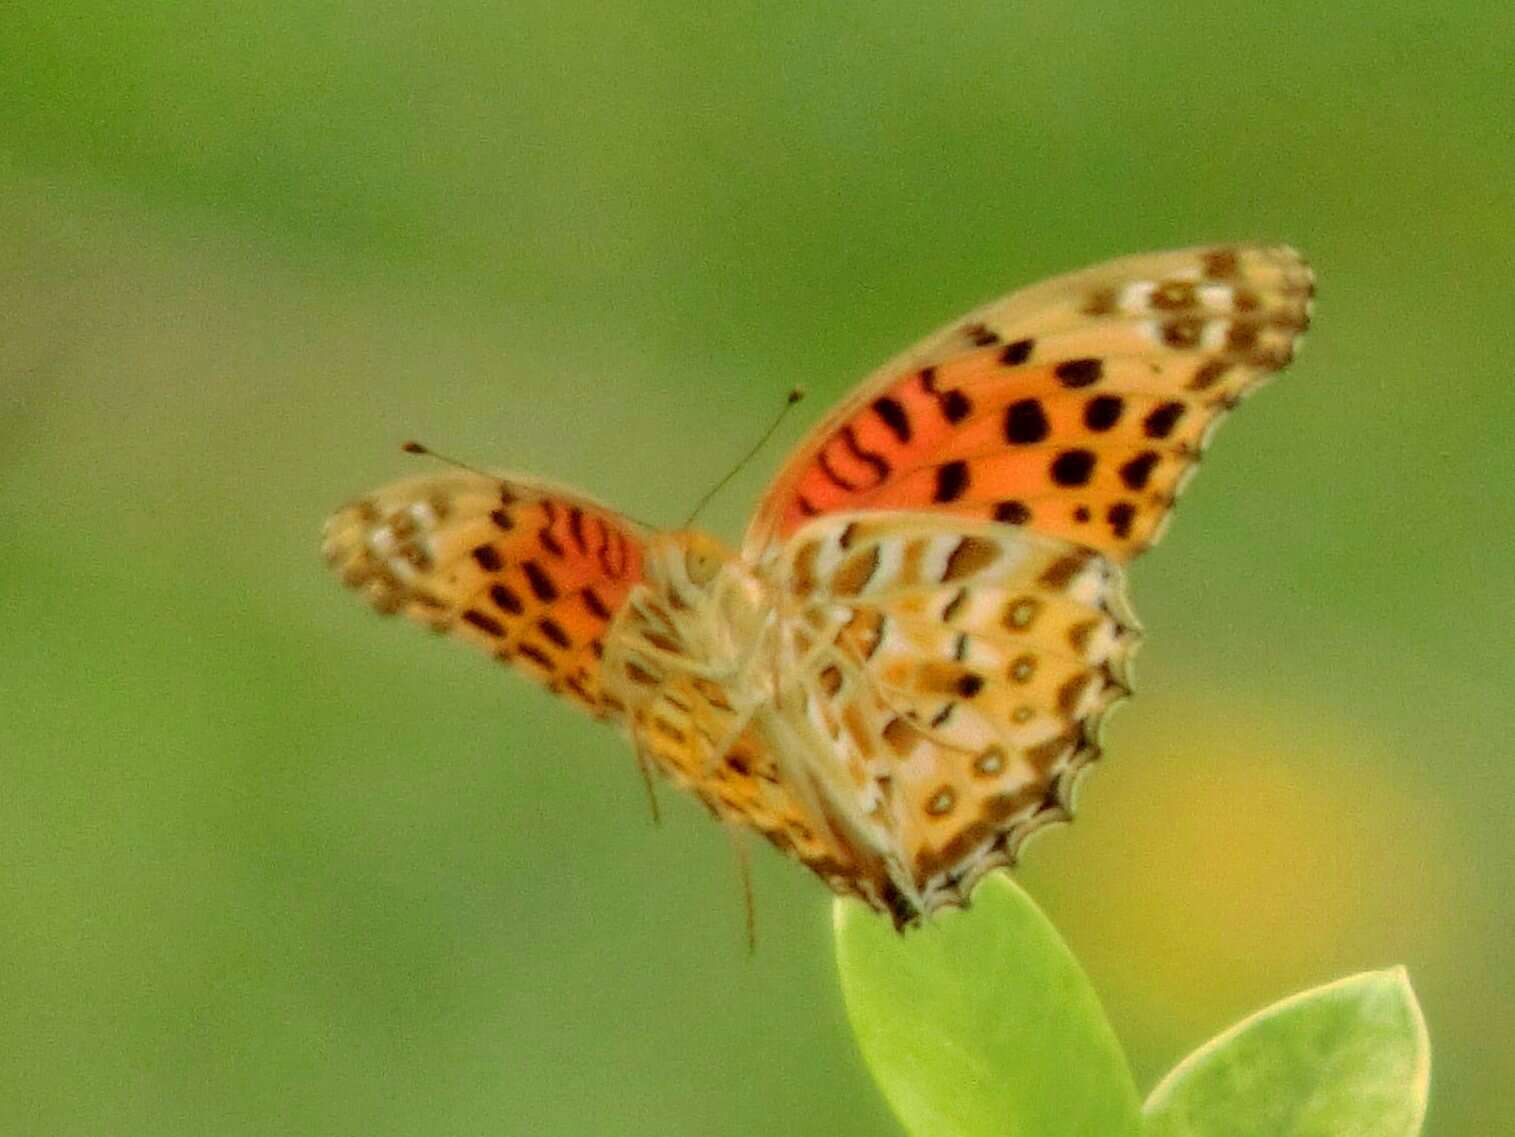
[
  {"left": 725, "top": 824, "right": 758, "bottom": 955},
  {"left": 631, "top": 737, "right": 663, "bottom": 827}
]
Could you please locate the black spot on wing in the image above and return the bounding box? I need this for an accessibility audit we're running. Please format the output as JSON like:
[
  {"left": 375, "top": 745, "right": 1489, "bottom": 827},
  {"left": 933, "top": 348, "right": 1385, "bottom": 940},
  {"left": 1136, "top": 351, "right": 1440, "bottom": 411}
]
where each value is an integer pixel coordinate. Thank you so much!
[
  {"left": 841, "top": 425, "right": 890, "bottom": 483},
  {"left": 523, "top": 560, "right": 559, "bottom": 603},
  {"left": 1083, "top": 395, "right": 1123, "bottom": 432},
  {"left": 994, "top": 500, "right": 1030, "bottom": 525},
  {"left": 1000, "top": 338, "right": 1035, "bottom": 365},
  {"left": 1144, "top": 401, "right": 1187, "bottom": 439},
  {"left": 1054, "top": 358, "right": 1103, "bottom": 387},
  {"left": 818, "top": 447, "right": 861, "bottom": 492},
  {"left": 1107, "top": 502, "right": 1136, "bottom": 539},
  {"left": 934, "top": 460, "right": 971, "bottom": 502},
  {"left": 581, "top": 587, "right": 612, "bottom": 621},
  {"left": 538, "top": 617, "right": 571, "bottom": 648},
  {"left": 490, "top": 583, "right": 525, "bottom": 615},
  {"left": 1004, "top": 399, "right": 1050, "bottom": 444},
  {"left": 940, "top": 388, "right": 973, "bottom": 423},
  {"left": 463, "top": 609, "right": 506, "bottom": 637},
  {"left": 1050, "top": 450, "right": 1096, "bottom": 487},
  {"left": 1120, "top": 451, "right": 1160, "bottom": 491},
  {"left": 872, "top": 397, "right": 912, "bottom": 444}
]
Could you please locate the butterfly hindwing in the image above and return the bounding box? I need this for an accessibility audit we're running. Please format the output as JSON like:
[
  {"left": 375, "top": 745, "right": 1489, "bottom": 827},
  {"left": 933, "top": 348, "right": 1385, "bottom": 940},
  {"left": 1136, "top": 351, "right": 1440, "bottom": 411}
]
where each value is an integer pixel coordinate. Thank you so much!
[
  {"left": 777, "top": 512, "right": 1138, "bottom": 916},
  {"left": 747, "top": 244, "right": 1313, "bottom": 562},
  {"left": 323, "top": 472, "right": 647, "bottom": 717}
]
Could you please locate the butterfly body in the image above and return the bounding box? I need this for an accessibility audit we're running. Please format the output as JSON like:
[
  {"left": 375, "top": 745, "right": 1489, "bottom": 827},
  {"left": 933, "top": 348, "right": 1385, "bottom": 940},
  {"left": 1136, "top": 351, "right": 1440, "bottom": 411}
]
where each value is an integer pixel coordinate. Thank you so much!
[{"left": 324, "top": 244, "right": 1313, "bottom": 926}]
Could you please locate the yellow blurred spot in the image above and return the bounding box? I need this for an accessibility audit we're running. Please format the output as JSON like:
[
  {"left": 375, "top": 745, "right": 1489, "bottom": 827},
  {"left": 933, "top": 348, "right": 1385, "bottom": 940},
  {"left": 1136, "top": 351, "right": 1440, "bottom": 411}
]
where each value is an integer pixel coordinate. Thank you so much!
[{"left": 1021, "top": 688, "right": 1475, "bottom": 1063}]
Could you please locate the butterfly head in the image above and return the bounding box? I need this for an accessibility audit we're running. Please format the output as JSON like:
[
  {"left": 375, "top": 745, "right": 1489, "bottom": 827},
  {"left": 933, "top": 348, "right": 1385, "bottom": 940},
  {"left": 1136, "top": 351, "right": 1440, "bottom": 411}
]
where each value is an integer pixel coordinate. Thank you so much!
[
  {"left": 644, "top": 530, "right": 735, "bottom": 595},
  {"left": 641, "top": 530, "right": 770, "bottom": 655}
]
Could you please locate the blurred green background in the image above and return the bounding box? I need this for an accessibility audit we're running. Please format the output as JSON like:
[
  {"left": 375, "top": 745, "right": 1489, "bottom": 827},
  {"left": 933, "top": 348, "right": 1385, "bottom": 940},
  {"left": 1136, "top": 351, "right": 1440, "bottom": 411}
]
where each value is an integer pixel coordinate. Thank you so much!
[{"left": 2, "top": 3, "right": 1510, "bottom": 1134}]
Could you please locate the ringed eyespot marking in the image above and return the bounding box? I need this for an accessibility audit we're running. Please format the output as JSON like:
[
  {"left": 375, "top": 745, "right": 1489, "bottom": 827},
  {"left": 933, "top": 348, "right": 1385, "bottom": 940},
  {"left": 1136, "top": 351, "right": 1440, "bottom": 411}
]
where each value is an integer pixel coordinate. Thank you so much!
[
  {"left": 926, "top": 787, "right": 957, "bottom": 816},
  {"left": 975, "top": 747, "right": 1007, "bottom": 775},
  {"left": 1004, "top": 596, "right": 1041, "bottom": 630}
]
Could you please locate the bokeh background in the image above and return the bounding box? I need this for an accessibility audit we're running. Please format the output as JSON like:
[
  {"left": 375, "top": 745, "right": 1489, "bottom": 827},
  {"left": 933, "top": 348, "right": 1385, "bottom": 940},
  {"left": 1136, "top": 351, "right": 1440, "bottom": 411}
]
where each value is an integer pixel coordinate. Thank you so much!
[{"left": 2, "top": 4, "right": 1510, "bottom": 1135}]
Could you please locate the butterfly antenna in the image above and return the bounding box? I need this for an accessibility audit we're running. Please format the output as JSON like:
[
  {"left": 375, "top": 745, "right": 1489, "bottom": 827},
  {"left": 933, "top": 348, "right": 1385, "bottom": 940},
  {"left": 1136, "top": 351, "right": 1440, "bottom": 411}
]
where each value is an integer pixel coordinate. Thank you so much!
[
  {"left": 401, "top": 440, "right": 502, "bottom": 483},
  {"left": 683, "top": 386, "right": 805, "bottom": 528},
  {"left": 403, "top": 440, "right": 661, "bottom": 531}
]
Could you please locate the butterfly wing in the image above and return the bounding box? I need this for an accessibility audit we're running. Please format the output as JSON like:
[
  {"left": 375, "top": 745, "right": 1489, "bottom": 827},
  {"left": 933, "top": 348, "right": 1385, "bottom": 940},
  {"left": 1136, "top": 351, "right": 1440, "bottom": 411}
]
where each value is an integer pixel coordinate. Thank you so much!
[
  {"left": 774, "top": 513, "right": 1137, "bottom": 919},
  {"left": 745, "top": 244, "right": 1313, "bottom": 561},
  {"left": 323, "top": 472, "right": 648, "bottom": 717}
]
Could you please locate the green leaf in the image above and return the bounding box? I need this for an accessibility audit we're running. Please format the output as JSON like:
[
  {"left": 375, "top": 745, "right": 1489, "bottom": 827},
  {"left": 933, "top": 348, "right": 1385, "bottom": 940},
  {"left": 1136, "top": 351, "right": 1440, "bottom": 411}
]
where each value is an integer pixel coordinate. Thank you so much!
[
  {"left": 1142, "top": 968, "right": 1430, "bottom": 1137},
  {"left": 834, "top": 876, "right": 1141, "bottom": 1137}
]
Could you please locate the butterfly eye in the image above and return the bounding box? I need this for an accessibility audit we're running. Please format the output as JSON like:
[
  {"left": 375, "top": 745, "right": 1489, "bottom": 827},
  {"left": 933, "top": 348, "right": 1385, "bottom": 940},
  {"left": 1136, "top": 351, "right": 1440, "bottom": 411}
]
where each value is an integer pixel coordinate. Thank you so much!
[{"left": 684, "top": 545, "right": 722, "bottom": 586}]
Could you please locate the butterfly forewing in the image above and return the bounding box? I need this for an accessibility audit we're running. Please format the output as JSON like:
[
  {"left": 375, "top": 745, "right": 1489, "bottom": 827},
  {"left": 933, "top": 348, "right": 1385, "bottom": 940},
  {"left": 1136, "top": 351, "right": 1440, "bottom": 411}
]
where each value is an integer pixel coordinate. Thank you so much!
[
  {"left": 323, "top": 472, "right": 647, "bottom": 716},
  {"left": 746, "top": 244, "right": 1312, "bottom": 562}
]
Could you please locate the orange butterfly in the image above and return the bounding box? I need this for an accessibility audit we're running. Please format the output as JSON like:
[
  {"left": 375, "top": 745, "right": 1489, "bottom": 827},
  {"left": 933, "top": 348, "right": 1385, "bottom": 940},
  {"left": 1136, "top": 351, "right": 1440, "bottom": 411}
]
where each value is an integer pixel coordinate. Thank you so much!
[{"left": 323, "top": 244, "right": 1313, "bottom": 926}]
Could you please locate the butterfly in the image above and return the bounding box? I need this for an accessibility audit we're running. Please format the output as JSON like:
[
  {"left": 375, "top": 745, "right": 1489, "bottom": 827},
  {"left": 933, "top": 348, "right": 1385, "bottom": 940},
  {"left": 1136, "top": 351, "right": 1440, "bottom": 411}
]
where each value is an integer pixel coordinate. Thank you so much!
[{"left": 323, "top": 244, "right": 1313, "bottom": 927}]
